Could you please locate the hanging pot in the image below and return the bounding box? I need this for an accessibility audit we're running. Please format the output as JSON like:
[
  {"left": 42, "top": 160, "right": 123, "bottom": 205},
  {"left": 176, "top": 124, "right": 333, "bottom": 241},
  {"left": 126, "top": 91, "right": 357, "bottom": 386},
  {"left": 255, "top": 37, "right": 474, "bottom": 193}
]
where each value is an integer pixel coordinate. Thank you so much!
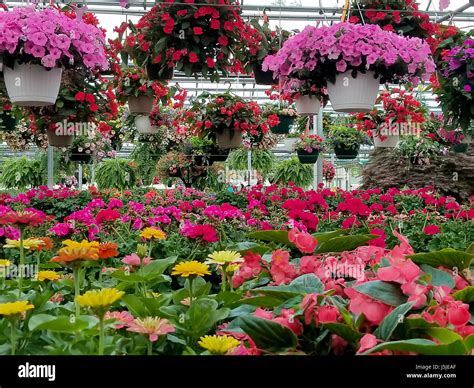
[
  {"left": 70, "top": 151, "right": 93, "bottom": 163},
  {"left": 373, "top": 134, "right": 400, "bottom": 148},
  {"left": 296, "top": 95, "right": 321, "bottom": 116},
  {"left": 128, "top": 95, "right": 154, "bottom": 114},
  {"left": 47, "top": 130, "right": 73, "bottom": 147},
  {"left": 297, "top": 149, "right": 319, "bottom": 164},
  {"left": 334, "top": 145, "right": 359, "bottom": 160},
  {"left": 327, "top": 71, "right": 380, "bottom": 113},
  {"left": 209, "top": 148, "right": 230, "bottom": 163},
  {"left": 271, "top": 115, "right": 295, "bottom": 134},
  {"left": 146, "top": 63, "right": 174, "bottom": 81},
  {"left": 252, "top": 61, "right": 278, "bottom": 85},
  {"left": 3, "top": 62, "right": 62, "bottom": 106},
  {"left": 135, "top": 115, "right": 160, "bottom": 134},
  {"left": 215, "top": 128, "right": 242, "bottom": 149},
  {"left": 0, "top": 112, "right": 17, "bottom": 131}
]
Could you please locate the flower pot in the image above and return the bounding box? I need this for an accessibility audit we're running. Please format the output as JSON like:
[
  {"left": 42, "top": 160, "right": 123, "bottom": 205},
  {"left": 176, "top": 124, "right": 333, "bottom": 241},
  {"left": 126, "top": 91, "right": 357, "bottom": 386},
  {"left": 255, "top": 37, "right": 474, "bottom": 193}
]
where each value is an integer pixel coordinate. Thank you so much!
[
  {"left": 215, "top": 128, "right": 242, "bottom": 149},
  {"left": 146, "top": 63, "right": 174, "bottom": 81},
  {"left": 0, "top": 112, "right": 17, "bottom": 131},
  {"left": 327, "top": 71, "right": 380, "bottom": 113},
  {"left": 209, "top": 148, "right": 230, "bottom": 163},
  {"left": 135, "top": 115, "right": 160, "bottom": 134},
  {"left": 3, "top": 62, "right": 62, "bottom": 107},
  {"left": 252, "top": 62, "right": 278, "bottom": 85},
  {"left": 271, "top": 115, "right": 294, "bottom": 134},
  {"left": 296, "top": 95, "right": 321, "bottom": 116},
  {"left": 128, "top": 95, "right": 154, "bottom": 114},
  {"left": 334, "top": 145, "right": 359, "bottom": 160},
  {"left": 452, "top": 143, "right": 469, "bottom": 153},
  {"left": 47, "top": 130, "right": 73, "bottom": 147},
  {"left": 297, "top": 149, "right": 319, "bottom": 164},
  {"left": 373, "top": 134, "right": 400, "bottom": 148},
  {"left": 70, "top": 151, "right": 93, "bottom": 163}
]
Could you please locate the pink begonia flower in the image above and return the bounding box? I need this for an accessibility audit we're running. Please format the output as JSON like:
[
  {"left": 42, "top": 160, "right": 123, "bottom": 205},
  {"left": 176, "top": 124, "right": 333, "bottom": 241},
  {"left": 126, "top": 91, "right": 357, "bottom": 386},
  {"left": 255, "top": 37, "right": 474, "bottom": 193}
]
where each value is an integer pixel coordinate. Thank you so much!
[
  {"left": 254, "top": 308, "right": 303, "bottom": 336},
  {"left": 316, "top": 306, "right": 339, "bottom": 324},
  {"left": 270, "top": 249, "right": 297, "bottom": 285},
  {"left": 357, "top": 334, "right": 379, "bottom": 353},
  {"left": 288, "top": 228, "right": 318, "bottom": 253},
  {"left": 232, "top": 252, "right": 263, "bottom": 288},
  {"left": 122, "top": 254, "right": 152, "bottom": 267},
  {"left": 345, "top": 287, "right": 392, "bottom": 325}
]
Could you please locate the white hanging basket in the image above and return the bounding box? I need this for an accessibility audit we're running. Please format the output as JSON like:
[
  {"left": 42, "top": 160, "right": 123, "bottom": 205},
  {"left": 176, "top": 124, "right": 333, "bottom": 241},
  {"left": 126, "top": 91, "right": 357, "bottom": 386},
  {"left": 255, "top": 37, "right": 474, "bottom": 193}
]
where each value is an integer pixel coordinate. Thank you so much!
[
  {"left": 135, "top": 115, "right": 160, "bottom": 134},
  {"left": 373, "top": 134, "right": 400, "bottom": 148},
  {"left": 327, "top": 71, "right": 380, "bottom": 113},
  {"left": 3, "top": 62, "right": 62, "bottom": 107},
  {"left": 128, "top": 95, "right": 154, "bottom": 114},
  {"left": 296, "top": 95, "right": 321, "bottom": 116}
]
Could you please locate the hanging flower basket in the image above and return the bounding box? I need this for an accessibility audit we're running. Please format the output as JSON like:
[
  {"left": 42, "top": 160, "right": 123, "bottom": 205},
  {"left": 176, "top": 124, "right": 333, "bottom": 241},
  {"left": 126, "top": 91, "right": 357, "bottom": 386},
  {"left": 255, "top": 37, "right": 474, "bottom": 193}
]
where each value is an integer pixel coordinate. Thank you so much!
[
  {"left": 215, "top": 128, "right": 243, "bottom": 149},
  {"left": 271, "top": 115, "right": 294, "bottom": 134},
  {"left": 3, "top": 63, "right": 62, "bottom": 107},
  {"left": 146, "top": 63, "right": 174, "bottom": 81},
  {"left": 128, "top": 95, "right": 154, "bottom": 114},
  {"left": 452, "top": 143, "right": 469, "bottom": 153},
  {"left": 0, "top": 112, "right": 17, "bottom": 131},
  {"left": 135, "top": 115, "right": 160, "bottom": 134},
  {"left": 209, "top": 148, "right": 230, "bottom": 163},
  {"left": 297, "top": 149, "right": 319, "bottom": 164},
  {"left": 47, "top": 130, "right": 73, "bottom": 148},
  {"left": 252, "top": 61, "right": 278, "bottom": 85},
  {"left": 70, "top": 151, "right": 93, "bottom": 163},
  {"left": 327, "top": 71, "right": 380, "bottom": 113},
  {"left": 373, "top": 134, "right": 400, "bottom": 148},
  {"left": 296, "top": 95, "right": 321, "bottom": 116},
  {"left": 334, "top": 145, "right": 359, "bottom": 160}
]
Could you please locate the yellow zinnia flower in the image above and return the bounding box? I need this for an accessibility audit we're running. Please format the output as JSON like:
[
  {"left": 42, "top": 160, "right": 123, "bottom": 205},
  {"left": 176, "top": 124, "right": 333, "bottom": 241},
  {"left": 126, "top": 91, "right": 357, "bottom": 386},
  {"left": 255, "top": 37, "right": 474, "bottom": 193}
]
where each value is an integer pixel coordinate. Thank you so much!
[
  {"left": 198, "top": 335, "right": 240, "bottom": 354},
  {"left": 205, "top": 251, "right": 243, "bottom": 266},
  {"left": 140, "top": 228, "right": 166, "bottom": 240},
  {"left": 75, "top": 288, "right": 124, "bottom": 309},
  {"left": 4, "top": 238, "right": 45, "bottom": 250},
  {"left": 226, "top": 263, "right": 241, "bottom": 273},
  {"left": 0, "top": 259, "right": 12, "bottom": 267},
  {"left": 36, "top": 271, "right": 61, "bottom": 282},
  {"left": 171, "top": 261, "right": 210, "bottom": 278},
  {"left": 0, "top": 301, "right": 34, "bottom": 316}
]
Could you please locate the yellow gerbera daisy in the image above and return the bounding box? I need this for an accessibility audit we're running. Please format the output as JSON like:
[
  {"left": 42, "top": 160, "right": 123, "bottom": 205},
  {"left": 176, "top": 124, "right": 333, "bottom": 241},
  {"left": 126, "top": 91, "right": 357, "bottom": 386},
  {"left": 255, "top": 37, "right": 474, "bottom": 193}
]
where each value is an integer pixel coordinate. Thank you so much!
[
  {"left": 0, "top": 259, "right": 12, "bottom": 267},
  {"left": 4, "top": 238, "right": 45, "bottom": 250},
  {"left": 205, "top": 251, "right": 243, "bottom": 266},
  {"left": 226, "top": 263, "right": 241, "bottom": 273},
  {"left": 0, "top": 301, "right": 34, "bottom": 316},
  {"left": 140, "top": 228, "right": 166, "bottom": 240},
  {"left": 75, "top": 288, "right": 124, "bottom": 309},
  {"left": 198, "top": 335, "right": 240, "bottom": 354},
  {"left": 36, "top": 271, "right": 61, "bottom": 282},
  {"left": 171, "top": 261, "right": 210, "bottom": 278}
]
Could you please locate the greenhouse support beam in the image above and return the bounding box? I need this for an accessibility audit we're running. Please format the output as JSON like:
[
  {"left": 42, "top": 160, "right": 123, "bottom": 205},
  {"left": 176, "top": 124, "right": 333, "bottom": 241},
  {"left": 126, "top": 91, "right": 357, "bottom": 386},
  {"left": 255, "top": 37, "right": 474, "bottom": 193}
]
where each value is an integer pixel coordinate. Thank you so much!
[
  {"left": 47, "top": 145, "right": 54, "bottom": 189},
  {"left": 437, "top": 2, "right": 473, "bottom": 22},
  {"left": 78, "top": 164, "right": 83, "bottom": 191}
]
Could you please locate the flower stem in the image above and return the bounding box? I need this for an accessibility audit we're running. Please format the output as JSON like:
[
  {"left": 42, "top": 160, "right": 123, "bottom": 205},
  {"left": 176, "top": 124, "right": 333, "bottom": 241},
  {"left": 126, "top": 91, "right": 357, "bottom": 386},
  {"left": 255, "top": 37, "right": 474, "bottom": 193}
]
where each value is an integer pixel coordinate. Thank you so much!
[
  {"left": 73, "top": 265, "right": 81, "bottom": 318},
  {"left": 98, "top": 315, "right": 105, "bottom": 356},
  {"left": 221, "top": 265, "right": 227, "bottom": 293},
  {"left": 10, "top": 318, "right": 16, "bottom": 356},
  {"left": 18, "top": 228, "right": 25, "bottom": 297},
  {"left": 189, "top": 277, "right": 194, "bottom": 308},
  {"left": 147, "top": 340, "right": 152, "bottom": 356}
]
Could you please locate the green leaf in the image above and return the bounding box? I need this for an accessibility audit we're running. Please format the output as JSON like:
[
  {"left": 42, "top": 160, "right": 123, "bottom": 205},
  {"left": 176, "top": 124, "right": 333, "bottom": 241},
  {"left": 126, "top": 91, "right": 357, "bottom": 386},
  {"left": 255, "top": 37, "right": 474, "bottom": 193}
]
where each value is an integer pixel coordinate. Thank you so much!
[
  {"left": 312, "top": 229, "right": 346, "bottom": 243},
  {"left": 247, "top": 230, "right": 295, "bottom": 248},
  {"left": 425, "top": 328, "right": 463, "bottom": 344},
  {"left": 464, "top": 335, "right": 474, "bottom": 352},
  {"left": 466, "top": 243, "right": 474, "bottom": 254},
  {"left": 323, "top": 323, "right": 363, "bottom": 344},
  {"left": 237, "top": 316, "right": 297, "bottom": 352},
  {"left": 374, "top": 302, "right": 414, "bottom": 341},
  {"left": 316, "top": 234, "right": 378, "bottom": 253},
  {"left": 121, "top": 295, "right": 149, "bottom": 318},
  {"left": 453, "top": 286, "right": 474, "bottom": 303},
  {"left": 361, "top": 338, "right": 468, "bottom": 355},
  {"left": 140, "top": 256, "right": 177, "bottom": 277},
  {"left": 28, "top": 314, "right": 89, "bottom": 332},
  {"left": 235, "top": 295, "right": 286, "bottom": 308},
  {"left": 288, "top": 274, "right": 324, "bottom": 294},
  {"left": 421, "top": 264, "right": 455, "bottom": 288},
  {"left": 227, "top": 242, "right": 271, "bottom": 255},
  {"left": 355, "top": 281, "right": 407, "bottom": 306},
  {"left": 408, "top": 248, "right": 474, "bottom": 271}
]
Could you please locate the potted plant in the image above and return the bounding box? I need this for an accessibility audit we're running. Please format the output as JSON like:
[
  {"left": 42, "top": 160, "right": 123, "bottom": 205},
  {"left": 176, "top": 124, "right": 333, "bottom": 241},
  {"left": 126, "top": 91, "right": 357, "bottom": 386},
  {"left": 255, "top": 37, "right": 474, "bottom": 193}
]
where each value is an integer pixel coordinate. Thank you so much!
[
  {"left": 327, "top": 125, "right": 365, "bottom": 160},
  {"left": 282, "top": 79, "right": 328, "bottom": 117},
  {"left": 0, "top": 102, "right": 18, "bottom": 132},
  {"left": 0, "top": 6, "right": 108, "bottom": 106},
  {"left": 116, "top": 67, "right": 170, "bottom": 114},
  {"left": 67, "top": 125, "right": 114, "bottom": 164},
  {"left": 294, "top": 134, "right": 325, "bottom": 164},
  {"left": 397, "top": 134, "right": 447, "bottom": 166},
  {"left": 156, "top": 151, "right": 206, "bottom": 187},
  {"left": 125, "top": 0, "right": 244, "bottom": 82},
  {"left": 239, "top": 19, "right": 291, "bottom": 85},
  {"left": 262, "top": 103, "right": 298, "bottom": 134},
  {"left": 135, "top": 104, "right": 173, "bottom": 135},
  {"left": 187, "top": 136, "right": 214, "bottom": 166},
  {"left": 437, "top": 124, "right": 469, "bottom": 153},
  {"left": 271, "top": 157, "right": 313, "bottom": 188},
  {"left": 95, "top": 158, "right": 138, "bottom": 190},
  {"left": 264, "top": 22, "right": 435, "bottom": 113}
]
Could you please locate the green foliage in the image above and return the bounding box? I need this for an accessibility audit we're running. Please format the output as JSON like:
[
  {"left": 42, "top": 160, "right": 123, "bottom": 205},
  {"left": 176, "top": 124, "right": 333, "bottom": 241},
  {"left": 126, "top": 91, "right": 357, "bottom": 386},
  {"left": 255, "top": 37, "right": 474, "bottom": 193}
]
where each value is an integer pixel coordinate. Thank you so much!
[
  {"left": 326, "top": 125, "right": 365, "bottom": 150},
  {"left": 95, "top": 158, "right": 138, "bottom": 190},
  {"left": 271, "top": 157, "right": 313, "bottom": 188},
  {"left": 130, "top": 142, "right": 164, "bottom": 185},
  {"left": 227, "top": 148, "right": 276, "bottom": 175},
  {"left": 0, "top": 156, "right": 46, "bottom": 189}
]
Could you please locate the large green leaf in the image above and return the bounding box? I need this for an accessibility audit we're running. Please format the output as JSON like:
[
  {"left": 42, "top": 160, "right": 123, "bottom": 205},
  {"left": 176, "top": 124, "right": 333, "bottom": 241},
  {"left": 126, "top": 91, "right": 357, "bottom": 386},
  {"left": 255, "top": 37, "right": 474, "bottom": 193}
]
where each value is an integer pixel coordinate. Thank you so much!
[
  {"left": 466, "top": 243, "right": 474, "bottom": 254},
  {"left": 28, "top": 314, "right": 90, "bottom": 332},
  {"left": 316, "top": 234, "right": 378, "bottom": 253},
  {"left": 140, "top": 256, "right": 178, "bottom": 277},
  {"left": 408, "top": 249, "right": 474, "bottom": 271},
  {"left": 361, "top": 338, "right": 469, "bottom": 355},
  {"left": 355, "top": 281, "right": 407, "bottom": 306},
  {"left": 420, "top": 264, "right": 455, "bottom": 288},
  {"left": 235, "top": 295, "right": 286, "bottom": 308},
  {"left": 323, "top": 323, "right": 363, "bottom": 344},
  {"left": 182, "top": 298, "right": 230, "bottom": 339},
  {"left": 227, "top": 242, "right": 271, "bottom": 255},
  {"left": 247, "top": 230, "right": 295, "bottom": 247},
  {"left": 251, "top": 274, "right": 324, "bottom": 299},
  {"left": 237, "top": 316, "right": 297, "bottom": 352},
  {"left": 312, "top": 229, "right": 347, "bottom": 243},
  {"left": 374, "top": 302, "right": 414, "bottom": 341},
  {"left": 121, "top": 294, "right": 149, "bottom": 317},
  {"left": 453, "top": 286, "right": 474, "bottom": 303},
  {"left": 425, "top": 328, "right": 463, "bottom": 344}
]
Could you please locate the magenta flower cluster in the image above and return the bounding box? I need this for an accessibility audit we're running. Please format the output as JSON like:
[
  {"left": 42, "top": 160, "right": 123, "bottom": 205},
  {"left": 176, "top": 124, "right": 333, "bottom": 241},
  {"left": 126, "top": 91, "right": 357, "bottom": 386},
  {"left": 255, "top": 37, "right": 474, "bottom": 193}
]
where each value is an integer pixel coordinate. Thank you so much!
[
  {"left": 0, "top": 6, "right": 108, "bottom": 71},
  {"left": 263, "top": 22, "right": 435, "bottom": 86},
  {"left": 442, "top": 38, "right": 474, "bottom": 94}
]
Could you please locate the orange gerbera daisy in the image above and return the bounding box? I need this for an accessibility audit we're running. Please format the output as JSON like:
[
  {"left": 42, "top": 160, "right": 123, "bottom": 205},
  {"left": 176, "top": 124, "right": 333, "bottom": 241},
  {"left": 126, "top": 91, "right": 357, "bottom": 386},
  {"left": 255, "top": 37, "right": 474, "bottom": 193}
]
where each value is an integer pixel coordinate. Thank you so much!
[
  {"left": 98, "top": 242, "right": 119, "bottom": 259},
  {"left": 50, "top": 240, "right": 100, "bottom": 264},
  {"left": 30, "top": 237, "right": 54, "bottom": 252}
]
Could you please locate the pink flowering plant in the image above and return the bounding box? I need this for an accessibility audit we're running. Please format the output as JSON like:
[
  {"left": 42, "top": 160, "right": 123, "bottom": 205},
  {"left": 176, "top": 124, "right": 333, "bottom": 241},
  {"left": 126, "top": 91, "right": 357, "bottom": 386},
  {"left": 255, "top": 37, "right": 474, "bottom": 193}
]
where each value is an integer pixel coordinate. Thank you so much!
[
  {"left": 263, "top": 22, "right": 435, "bottom": 87},
  {"left": 295, "top": 134, "right": 326, "bottom": 153},
  {"left": 0, "top": 6, "right": 108, "bottom": 71}
]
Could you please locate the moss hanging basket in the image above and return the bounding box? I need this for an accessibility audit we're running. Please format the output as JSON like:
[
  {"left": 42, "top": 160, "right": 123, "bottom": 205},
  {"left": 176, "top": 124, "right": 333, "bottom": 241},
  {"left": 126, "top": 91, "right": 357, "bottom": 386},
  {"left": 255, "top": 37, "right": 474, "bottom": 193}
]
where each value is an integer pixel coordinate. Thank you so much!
[
  {"left": 334, "top": 145, "right": 359, "bottom": 160},
  {"left": 271, "top": 115, "right": 294, "bottom": 134},
  {"left": 215, "top": 128, "right": 242, "bottom": 149},
  {"left": 252, "top": 61, "right": 278, "bottom": 85},
  {"left": 146, "top": 63, "right": 174, "bottom": 81},
  {"left": 0, "top": 112, "right": 17, "bottom": 131},
  {"left": 297, "top": 149, "right": 319, "bottom": 164}
]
